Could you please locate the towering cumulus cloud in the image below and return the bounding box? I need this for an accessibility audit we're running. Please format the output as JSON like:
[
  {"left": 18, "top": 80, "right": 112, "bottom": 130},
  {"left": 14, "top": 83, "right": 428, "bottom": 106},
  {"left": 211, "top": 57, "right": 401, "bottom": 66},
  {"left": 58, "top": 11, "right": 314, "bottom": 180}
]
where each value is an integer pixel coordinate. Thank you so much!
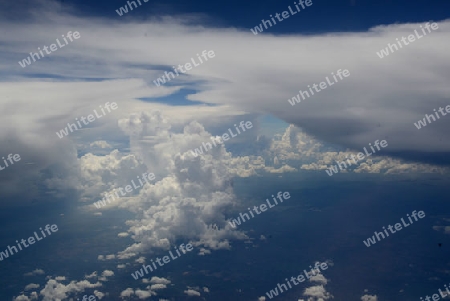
[{"left": 100, "top": 110, "right": 248, "bottom": 258}]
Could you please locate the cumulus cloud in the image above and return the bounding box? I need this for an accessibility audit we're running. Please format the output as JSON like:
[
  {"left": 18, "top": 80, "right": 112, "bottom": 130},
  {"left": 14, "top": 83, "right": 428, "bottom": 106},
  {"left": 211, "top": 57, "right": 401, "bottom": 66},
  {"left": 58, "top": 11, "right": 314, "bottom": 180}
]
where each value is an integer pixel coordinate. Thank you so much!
[
  {"left": 119, "top": 288, "right": 156, "bottom": 299},
  {"left": 361, "top": 294, "right": 378, "bottom": 301},
  {"left": 85, "top": 271, "right": 97, "bottom": 279},
  {"left": 120, "top": 288, "right": 134, "bottom": 298},
  {"left": 303, "top": 285, "right": 333, "bottom": 301},
  {"left": 94, "top": 290, "right": 105, "bottom": 299},
  {"left": 301, "top": 269, "right": 333, "bottom": 301},
  {"left": 39, "top": 278, "right": 102, "bottom": 301},
  {"left": 24, "top": 269, "right": 45, "bottom": 277},
  {"left": 150, "top": 284, "right": 167, "bottom": 290},
  {"left": 309, "top": 273, "right": 328, "bottom": 285},
  {"left": 78, "top": 111, "right": 248, "bottom": 260},
  {"left": 184, "top": 289, "right": 201, "bottom": 297},
  {"left": 24, "top": 283, "right": 40, "bottom": 291},
  {"left": 90, "top": 140, "right": 112, "bottom": 149},
  {"left": 101, "top": 270, "right": 114, "bottom": 277},
  {"left": 147, "top": 277, "right": 171, "bottom": 285}
]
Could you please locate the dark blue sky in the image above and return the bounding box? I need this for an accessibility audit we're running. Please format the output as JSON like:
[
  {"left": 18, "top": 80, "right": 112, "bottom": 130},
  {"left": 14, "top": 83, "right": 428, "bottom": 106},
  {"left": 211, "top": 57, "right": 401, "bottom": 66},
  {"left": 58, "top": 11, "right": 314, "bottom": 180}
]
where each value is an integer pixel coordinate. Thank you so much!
[{"left": 64, "top": 0, "right": 450, "bottom": 33}]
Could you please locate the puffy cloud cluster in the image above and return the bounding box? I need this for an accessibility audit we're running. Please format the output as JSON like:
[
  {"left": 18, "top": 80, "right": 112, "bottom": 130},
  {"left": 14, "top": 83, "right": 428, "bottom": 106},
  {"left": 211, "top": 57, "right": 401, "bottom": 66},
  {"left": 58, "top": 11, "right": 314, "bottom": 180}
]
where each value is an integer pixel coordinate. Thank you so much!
[
  {"left": 184, "top": 289, "right": 201, "bottom": 297},
  {"left": 361, "top": 294, "right": 378, "bottom": 301},
  {"left": 142, "top": 277, "right": 171, "bottom": 285},
  {"left": 24, "top": 269, "right": 45, "bottom": 277},
  {"left": 39, "top": 279, "right": 102, "bottom": 301},
  {"left": 79, "top": 110, "right": 448, "bottom": 264},
  {"left": 269, "top": 125, "right": 449, "bottom": 175},
  {"left": 302, "top": 266, "right": 333, "bottom": 301},
  {"left": 82, "top": 111, "right": 249, "bottom": 260},
  {"left": 15, "top": 269, "right": 116, "bottom": 301},
  {"left": 119, "top": 287, "right": 158, "bottom": 299}
]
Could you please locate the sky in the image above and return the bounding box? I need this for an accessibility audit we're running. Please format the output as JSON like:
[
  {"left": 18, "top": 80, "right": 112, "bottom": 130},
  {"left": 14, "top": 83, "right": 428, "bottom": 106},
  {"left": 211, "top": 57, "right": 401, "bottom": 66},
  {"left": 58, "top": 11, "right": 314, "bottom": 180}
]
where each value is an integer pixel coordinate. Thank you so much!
[{"left": 0, "top": 0, "right": 450, "bottom": 300}]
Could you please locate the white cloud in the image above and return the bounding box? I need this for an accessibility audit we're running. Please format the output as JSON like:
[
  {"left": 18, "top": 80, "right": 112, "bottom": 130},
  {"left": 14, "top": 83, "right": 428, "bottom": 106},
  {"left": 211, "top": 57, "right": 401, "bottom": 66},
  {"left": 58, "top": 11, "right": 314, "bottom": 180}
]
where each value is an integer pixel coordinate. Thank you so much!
[
  {"left": 150, "top": 284, "right": 167, "bottom": 290},
  {"left": 85, "top": 271, "right": 97, "bottom": 279},
  {"left": 24, "top": 283, "right": 40, "bottom": 291},
  {"left": 361, "top": 294, "right": 378, "bottom": 301},
  {"left": 120, "top": 288, "right": 134, "bottom": 298},
  {"left": 303, "top": 285, "right": 333, "bottom": 301},
  {"left": 24, "top": 269, "right": 45, "bottom": 276},
  {"left": 148, "top": 277, "right": 171, "bottom": 285},
  {"left": 39, "top": 278, "right": 102, "bottom": 301},
  {"left": 309, "top": 273, "right": 328, "bottom": 285},
  {"left": 184, "top": 289, "right": 201, "bottom": 297},
  {"left": 94, "top": 290, "right": 105, "bottom": 299},
  {"left": 101, "top": 270, "right": 114, "bottom": 277},
  {"left": 90, "top": 140, "right": 112, "bottom": 149}
]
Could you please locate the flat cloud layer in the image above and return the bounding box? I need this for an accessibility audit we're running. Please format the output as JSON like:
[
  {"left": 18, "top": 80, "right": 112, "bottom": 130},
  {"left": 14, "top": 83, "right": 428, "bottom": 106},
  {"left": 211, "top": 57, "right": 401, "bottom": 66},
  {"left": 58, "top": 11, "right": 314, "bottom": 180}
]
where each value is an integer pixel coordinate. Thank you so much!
[{"left": 0, "top": 0, "right": 449, "bottom": 165}]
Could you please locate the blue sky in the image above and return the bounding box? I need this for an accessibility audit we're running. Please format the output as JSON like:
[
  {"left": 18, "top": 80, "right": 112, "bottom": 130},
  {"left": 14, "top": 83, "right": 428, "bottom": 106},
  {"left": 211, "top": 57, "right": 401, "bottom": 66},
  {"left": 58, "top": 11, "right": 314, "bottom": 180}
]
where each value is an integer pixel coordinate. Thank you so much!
[{"left": 62, "top": 0, "right": 450, "bottom": 34}]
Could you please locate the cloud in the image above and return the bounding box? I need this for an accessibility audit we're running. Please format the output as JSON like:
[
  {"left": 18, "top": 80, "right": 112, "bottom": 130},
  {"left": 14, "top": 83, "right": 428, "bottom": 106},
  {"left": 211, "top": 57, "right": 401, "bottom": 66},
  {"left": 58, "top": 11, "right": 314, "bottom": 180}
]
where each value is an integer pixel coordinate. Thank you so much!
[
  {"left": 0, "top": 0, "right": 449, "bottom": 169},
  {"left": 78, "top": 111, "right": 247, "bottom": 259},
  {"left": 150, "top": 284, "right": 167, "bottom": 290},
  {"left": 85, "top": 271, "right": 97, "bottom": 279},
  {"left": 24, "top": 283, "right": 40, "bottom": 291},
  {"left": 147, "top": 276, "right": 171, "bottom": 285},
  {"left": 119, "top": 288, "right": 157, "bottom": 299},
  {"left": 1, "top": 2, "right": 449, "bottom": 211},
  {"left": 39, "top": 278, "right": 102, "bottom": 301},
  {"left": 184, "top": 289, "right": 201, "bottom": 297},
  {"left": 309, "top": 273, "right": 328, "bottom": 285},
  {"left": 361, "top": 294, "right": 378, "bottom": 301},
  {"left": 120, "top": 288, "right": 134, "bottom": 298},
  {"left": 303, "top": 285, "right": 333, "bottom": 301},
  {"left": 101, "top": 270, "right": 115, "bottom": 277},
  {"left": 24, "top": 269, "right": 45, "bottom": 276},
  {"left": 90, "top": 140, "right": 113, "bottom": 149}
]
